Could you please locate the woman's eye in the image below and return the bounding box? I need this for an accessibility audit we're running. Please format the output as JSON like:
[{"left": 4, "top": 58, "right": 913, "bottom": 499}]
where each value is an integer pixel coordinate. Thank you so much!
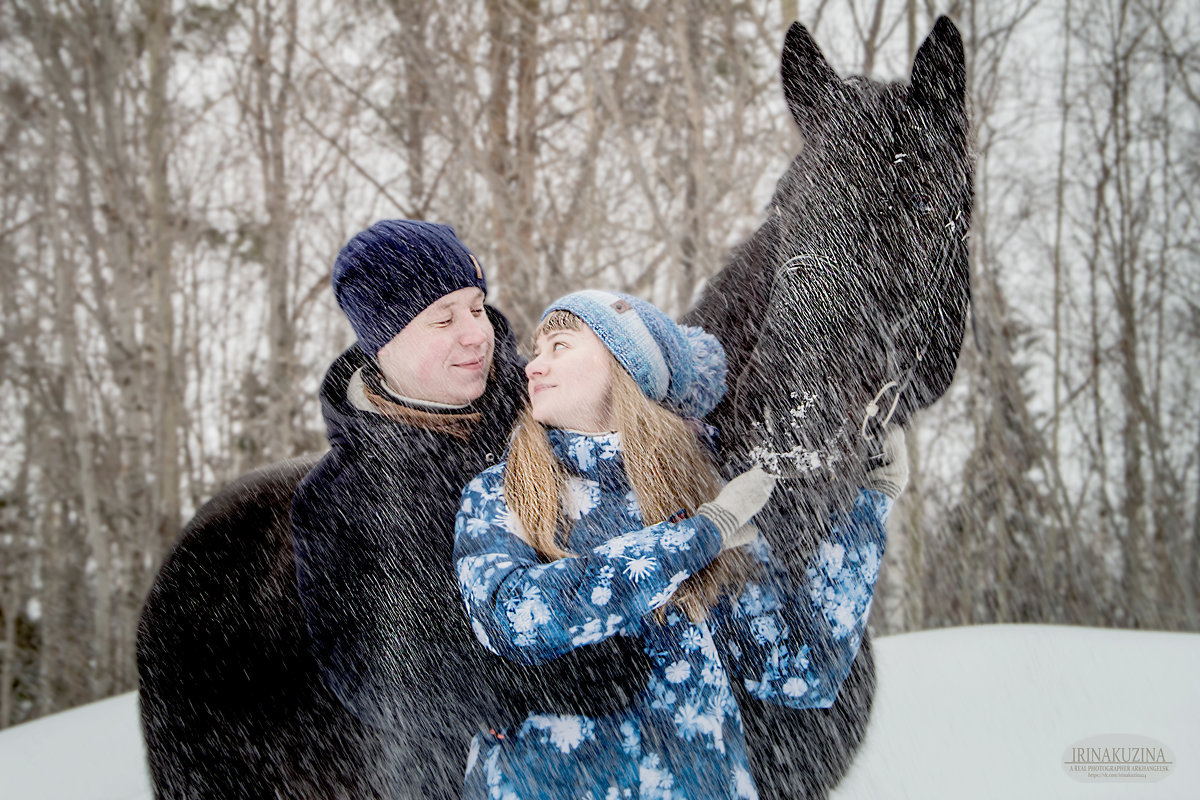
[
  {"left": 553, "top": 341, "right": 567, "bottom": 351},
  {"left": 472, "top": 307, "right": 484, "bottom": 316}
]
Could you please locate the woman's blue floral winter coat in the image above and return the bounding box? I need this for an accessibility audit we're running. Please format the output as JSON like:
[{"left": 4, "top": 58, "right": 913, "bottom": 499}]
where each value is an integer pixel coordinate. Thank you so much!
[{"left": 453, "top": 429, "right": 891, "bottom": 800}]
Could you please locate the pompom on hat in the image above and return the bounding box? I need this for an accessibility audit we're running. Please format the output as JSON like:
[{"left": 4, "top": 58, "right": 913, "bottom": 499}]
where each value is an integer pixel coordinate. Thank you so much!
[
  {"left": 332, "top": 220, "right": 487, "bottom": 356},
  {"left": 542, "top": 290, "right": 727, "bottom": 419}
]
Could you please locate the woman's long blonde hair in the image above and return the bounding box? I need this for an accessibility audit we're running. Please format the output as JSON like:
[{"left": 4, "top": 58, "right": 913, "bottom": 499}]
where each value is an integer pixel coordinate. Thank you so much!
[{"left": 505, "top": 310, "right": 756, "bottom": 620}]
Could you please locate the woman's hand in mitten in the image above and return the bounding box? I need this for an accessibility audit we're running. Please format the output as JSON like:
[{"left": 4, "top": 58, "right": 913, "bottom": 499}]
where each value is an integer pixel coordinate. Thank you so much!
[
  {"left": 720, "top": 523, "right": 760, "bottom": 552},
  {"left": 865, "top": 426, "right": 909, "bottom": 499},
  {"left": 697, "top": 466, "right": 777, "bottom": 545}
]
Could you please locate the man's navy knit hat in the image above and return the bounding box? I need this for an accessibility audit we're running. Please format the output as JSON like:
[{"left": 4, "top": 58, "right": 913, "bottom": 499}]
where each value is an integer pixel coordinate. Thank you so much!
[
  {"left": 542, "top": 290, "right": 727, "bottom": 419},
  {"left": 332, "top": 219, "right": 487, "bottom": 356}
]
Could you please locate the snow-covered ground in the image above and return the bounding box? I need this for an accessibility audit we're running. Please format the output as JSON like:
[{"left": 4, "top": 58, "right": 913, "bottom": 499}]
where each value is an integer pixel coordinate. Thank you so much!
[
  {"left": 0, "top": 690, "right": 147, "bottom": 800},
  {"left": 832, "top": 625, "right": 1197, "bottom": 799},
  {"left": 1, "top": 624, "right": 1196, "bottom": 799}
]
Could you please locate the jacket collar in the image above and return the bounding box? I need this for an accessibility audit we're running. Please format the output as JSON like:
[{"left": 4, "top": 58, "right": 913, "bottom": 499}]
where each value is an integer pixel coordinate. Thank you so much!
[{"left": 546, "top": 428, "right": 626, "bottom": 485}]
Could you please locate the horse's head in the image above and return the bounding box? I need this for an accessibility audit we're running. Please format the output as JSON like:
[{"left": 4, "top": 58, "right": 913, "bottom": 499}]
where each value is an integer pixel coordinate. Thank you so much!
[
  {"left": 695, "top": 17, "right": 973, "bottom": 481},
  {"left": 774, "top": 17, "right": 971, "bottom": 261},
  {"left": 772, "top": 16, "right": 972, "bottom": 410}
]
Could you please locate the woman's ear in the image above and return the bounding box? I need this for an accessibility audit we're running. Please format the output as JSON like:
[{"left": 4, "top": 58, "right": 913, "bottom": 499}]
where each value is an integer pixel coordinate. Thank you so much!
[{"left": 599, "top": 360, "right": 621, "bottom": 433}]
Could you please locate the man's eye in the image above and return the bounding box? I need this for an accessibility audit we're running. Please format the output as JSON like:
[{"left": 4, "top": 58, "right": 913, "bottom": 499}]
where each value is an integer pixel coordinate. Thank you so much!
[{"left": 435, "top": 319, "right": 452, "bottom": 326}]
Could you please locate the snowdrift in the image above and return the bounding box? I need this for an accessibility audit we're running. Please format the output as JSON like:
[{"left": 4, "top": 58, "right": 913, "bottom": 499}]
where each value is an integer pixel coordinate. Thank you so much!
[{"left": 1, "top": 624, "right": 1195, "bottom": 799}]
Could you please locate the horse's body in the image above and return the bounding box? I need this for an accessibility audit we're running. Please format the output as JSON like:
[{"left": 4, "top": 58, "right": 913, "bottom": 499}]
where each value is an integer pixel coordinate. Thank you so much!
[
  {"left": 137, "top": 16, "right": 971, "bottom": 800},
  {"left": 136, "top": 456, "right": 406, "bottom": 799}
]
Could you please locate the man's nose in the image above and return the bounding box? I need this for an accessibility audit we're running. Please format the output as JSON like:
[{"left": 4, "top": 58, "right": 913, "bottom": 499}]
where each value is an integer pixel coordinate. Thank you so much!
[{"left": 458, "top": 316, "right": 488, "bottom": 346}]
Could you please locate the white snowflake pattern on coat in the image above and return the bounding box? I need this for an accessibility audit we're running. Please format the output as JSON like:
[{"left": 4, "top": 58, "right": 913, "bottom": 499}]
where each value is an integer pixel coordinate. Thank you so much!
[{"left": 564, "top": 476, "right": 603, "bottom": 520}]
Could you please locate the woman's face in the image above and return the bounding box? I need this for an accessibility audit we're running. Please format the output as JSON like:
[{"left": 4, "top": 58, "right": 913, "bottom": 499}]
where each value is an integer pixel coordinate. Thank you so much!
[{"left": 526, "top": 324, "right": 616, "bottom": 433}]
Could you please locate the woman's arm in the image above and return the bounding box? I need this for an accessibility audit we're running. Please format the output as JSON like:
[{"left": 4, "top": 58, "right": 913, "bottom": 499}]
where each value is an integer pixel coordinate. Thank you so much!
[
  {"left": 454, "top": 466, "right": 723, "bottom": 665},
  {"left": 713, "top": 488, "right": 891, "bottom": 710}
]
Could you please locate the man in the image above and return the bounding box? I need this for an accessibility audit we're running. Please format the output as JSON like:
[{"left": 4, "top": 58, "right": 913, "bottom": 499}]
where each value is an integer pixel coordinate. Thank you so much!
[
  {"left": 290, "top": 219, "right": 523, "bottom": 797},
  {"left": 138, "top": 220, "right": 647, "bottom": 800}
]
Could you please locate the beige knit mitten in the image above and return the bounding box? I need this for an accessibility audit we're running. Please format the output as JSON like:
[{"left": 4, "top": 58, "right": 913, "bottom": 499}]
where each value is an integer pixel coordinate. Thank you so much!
[{"left": 865, "top": 426, "right": 909, "bottom": 499}]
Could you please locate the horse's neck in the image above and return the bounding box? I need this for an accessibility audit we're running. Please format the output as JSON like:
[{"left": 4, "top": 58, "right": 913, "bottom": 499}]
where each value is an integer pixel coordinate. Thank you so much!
[{"left": 682, "top": 219, "right": 784, "bottom": 378}]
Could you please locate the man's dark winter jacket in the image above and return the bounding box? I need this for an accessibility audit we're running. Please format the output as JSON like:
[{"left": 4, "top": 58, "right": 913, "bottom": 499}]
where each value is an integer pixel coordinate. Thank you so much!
[{"left": 290, "top": 307, "right": 650, "bottom": 798}]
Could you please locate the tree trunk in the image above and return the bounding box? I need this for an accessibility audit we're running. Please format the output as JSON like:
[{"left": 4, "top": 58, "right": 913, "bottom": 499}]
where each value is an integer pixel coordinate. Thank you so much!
[
  {"left": 239, "top": 0, "right": 300, "bottom": 465},
  {"left": 142, "top": 0, "right": 181, "bottom": 569},
  {"left": 52, "top": 176, "right": 113, "bottom": 701},
  {"left": 675, "top": 9, "right": 705, "bottom": 314}
]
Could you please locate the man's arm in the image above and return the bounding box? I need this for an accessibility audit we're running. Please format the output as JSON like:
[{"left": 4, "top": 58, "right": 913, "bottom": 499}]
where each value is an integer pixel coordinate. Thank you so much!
[{"left": 291, "top": 454, "right": 484, "bottom": 730}]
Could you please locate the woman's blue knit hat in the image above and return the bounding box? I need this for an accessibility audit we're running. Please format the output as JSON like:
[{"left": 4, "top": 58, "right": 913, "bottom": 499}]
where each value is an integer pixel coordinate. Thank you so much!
[
  {"left": 542, "top": 290, "right": 727, "bottom": 418},
  {"left": 332, "top": 219, "right": 487, "bottom": 355}
]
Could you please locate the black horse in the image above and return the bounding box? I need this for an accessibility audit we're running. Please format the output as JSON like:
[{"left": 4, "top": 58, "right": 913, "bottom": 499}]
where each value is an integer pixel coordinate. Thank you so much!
[
  {"left": 682, "top": 16, "right": 971, "bottom": 799},
  {"left": 137, "top": 16, "right": 971, "bottom": 800}
]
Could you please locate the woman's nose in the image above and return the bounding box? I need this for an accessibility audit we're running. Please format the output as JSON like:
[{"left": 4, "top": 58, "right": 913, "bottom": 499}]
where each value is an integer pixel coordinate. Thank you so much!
[{"left": 525, "top": 356, "right": 545, "bottom": 379}]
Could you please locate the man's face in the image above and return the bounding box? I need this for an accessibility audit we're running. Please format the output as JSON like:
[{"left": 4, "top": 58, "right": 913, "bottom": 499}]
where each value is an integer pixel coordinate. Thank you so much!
[{"left": 376, "top": 287, "right": 495, "bottom": 405}]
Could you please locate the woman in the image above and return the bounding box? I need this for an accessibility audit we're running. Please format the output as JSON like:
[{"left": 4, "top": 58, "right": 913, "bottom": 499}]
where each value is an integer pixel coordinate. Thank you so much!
[{"left": 454, "top": 290, "right": 895, "bottom": 799}]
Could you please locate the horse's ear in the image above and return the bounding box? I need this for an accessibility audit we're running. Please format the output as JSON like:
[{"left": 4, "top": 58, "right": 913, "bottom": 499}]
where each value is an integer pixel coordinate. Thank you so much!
[
  {"left": 910, "top": 16, "right": 966, "bottom": 121},
  {"left": 781, "top": 21, "right": 838, "bottom": 125}
]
